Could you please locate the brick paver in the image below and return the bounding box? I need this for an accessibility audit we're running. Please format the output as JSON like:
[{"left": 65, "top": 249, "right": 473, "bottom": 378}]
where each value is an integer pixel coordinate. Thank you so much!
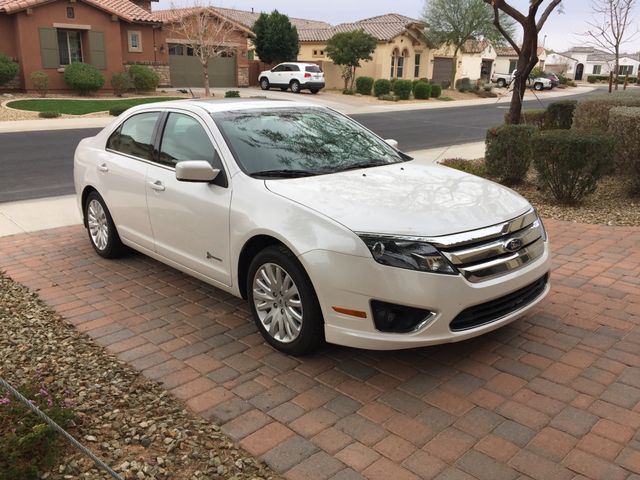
[{"left": 1, "top": 219, "right": 639, "bottom": 480}]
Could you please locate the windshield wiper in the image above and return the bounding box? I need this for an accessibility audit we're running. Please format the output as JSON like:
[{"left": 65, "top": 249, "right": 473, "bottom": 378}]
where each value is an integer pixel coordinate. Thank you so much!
[
  {"left": 251, "top": 169, "right": 321, "bottom": 178},
  {"left": 335, "top": 159, "right": 397, "bottom": 173}
]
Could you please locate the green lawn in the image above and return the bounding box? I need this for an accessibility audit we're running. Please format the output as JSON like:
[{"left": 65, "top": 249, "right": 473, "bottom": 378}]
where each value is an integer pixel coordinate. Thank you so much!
[{"left": 6, "top": 97, "right": 185, "bottom": 115}]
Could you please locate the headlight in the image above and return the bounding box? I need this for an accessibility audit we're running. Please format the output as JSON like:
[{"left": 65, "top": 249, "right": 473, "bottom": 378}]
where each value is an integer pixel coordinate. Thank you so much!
[{"left": 359, "top": 235, "right": 458, "bottom": 275}]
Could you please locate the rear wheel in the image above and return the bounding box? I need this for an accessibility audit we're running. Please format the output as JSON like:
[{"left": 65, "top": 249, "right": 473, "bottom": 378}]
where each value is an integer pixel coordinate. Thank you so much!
[
  {"left": 310, "top": 89, "right": 320, "bottom": 94},
  {"left": 260, "top": 78, "right": 270, "bottom": 90},
  {"left": 290, "top": 80, "right": 301, "bottom": 94},
  {"left": 84, "top": 191, "right": 125, "bottom": 259},
  {"left": 534, "top": 82, "right": 543, "bottom": 91},
  {"left": 247, "top": 245, "right": 325, "bottom": 355},
  {"left": 497, "top": 78, "right": 506, "bottom": 88}
]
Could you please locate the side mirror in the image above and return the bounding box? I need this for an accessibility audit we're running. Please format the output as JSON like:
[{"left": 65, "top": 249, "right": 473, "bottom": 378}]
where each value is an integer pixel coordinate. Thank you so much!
[
  {"left": 175, "top": 161, "right": 220, "bottom": 182},
  {"left": 385, "top": 139, "right": 399, "bottom": 149}
]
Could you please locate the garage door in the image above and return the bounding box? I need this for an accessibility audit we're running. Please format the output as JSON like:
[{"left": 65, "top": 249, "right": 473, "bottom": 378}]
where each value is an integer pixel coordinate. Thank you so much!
[
  {"left": 432, "top": 57, "right": 454, "bottom": 85},
  {"left": 168, "top": 44, "right": 236, "bottom": 88}
]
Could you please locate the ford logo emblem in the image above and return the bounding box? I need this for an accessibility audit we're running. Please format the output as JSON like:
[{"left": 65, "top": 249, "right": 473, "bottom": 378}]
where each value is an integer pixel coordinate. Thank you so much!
[{"left": 505, "top": 239, "right": 523, "bottom": 252}]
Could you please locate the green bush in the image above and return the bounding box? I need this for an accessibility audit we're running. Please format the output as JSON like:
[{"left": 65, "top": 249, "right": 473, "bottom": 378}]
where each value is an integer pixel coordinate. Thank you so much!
[
  {"left": 609, "top": 107, "right": 640, "bottom": 192},
  {"left": 38, "top": 111, "right": 60, "bottom": 118},
  {"left": 393, "top": 80, "right": 412, "bottom": 100},
  {"left": 30, "top": 71, "right": 48, "bottom": 98},
  {"left": 546, "top": 100, "right": 577, "bottom": 129},
  {"left": 573, "top": 92, "right": 640, "bottom": 131},
  {"left": 110, "top": 72, "right": 132, "bottom": 97},
  {"left": 63, "top": 62, "right": 104, "bottom": 95},
  {"left": 485, "top": 124, "right": 536, "bottom": 184},
  {"left": 0, "top": 53, "right": 19, "bottom": 86},
  {"left": 531, "top": 130, "right": 613, "bottom": 204},
  {"left": 455, "top": 77, "right": 471, "bottom": 92},
  {"left": 587, "top": 75, "right": 597, "bottom": 84},
  {"left": 127, "top": 64, "right": 159, "bottom": 92},
  {"left": 342, "top": 88, "right": 355, "bottom": 95},
  {"left": 355, "top": 76, "right": 374, "bottom": 95},
  {"left": 109, "top": 104, "right": 130, "bottom": 116},
  {"left": 430, "top": 84, "right": 442, "bottom": 98},
  {"left": 225, "top": 90, "right": 240, "bottom": 98},
  {"left": 441, "top": 158, "right": 487, "bottom": 177},
  {"left": 520, "top": 109, "right": 547, "bottom": 129},
  {"left": 0, "top": 384, "right": 74, "bottom": 480},
  {"left": 390, "top": 78, "right": 398, "bottom": 92},
  {"left": 373, "top": 79, "right": 391, "bottom": 97},
  {"left": 566, "top": 80, "right": 577, "bottom": 87},
  {"left": 413, "top": 81, "right": 431, "bottom": 100}
]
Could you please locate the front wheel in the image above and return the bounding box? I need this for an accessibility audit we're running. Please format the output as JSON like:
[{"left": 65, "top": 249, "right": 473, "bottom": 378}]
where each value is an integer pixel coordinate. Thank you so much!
[
  {"left": 247, "top": 245, "right": 325, "bottom": 355},
  {"left": 497, "top": 78, "right": 506, "bottom": 88},
  {"left": 290, "top": 80, "right": 301, "bottom": 94},
  {"left": 310, "top": 89, "right": 320, "bottom": 94},
  {"left": 260, "top": 78, "right": 270, "bottom": 90},
  {"left": 534, "top": 82, "right": 544, "bottom": 91},
  {"left": 84, "top": 191, "right": 126, "bottom": 258}
]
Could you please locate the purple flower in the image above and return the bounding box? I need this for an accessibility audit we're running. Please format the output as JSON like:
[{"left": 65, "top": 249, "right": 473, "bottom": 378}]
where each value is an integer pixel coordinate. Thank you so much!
[{"left": 0, "top": 397, "right": 10, "bottom": 406}]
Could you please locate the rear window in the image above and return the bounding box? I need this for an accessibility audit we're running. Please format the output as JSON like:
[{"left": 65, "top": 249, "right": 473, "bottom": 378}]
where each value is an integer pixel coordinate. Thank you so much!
[{"left": 306, "top": 65, "right": 322, "bottom": 73}]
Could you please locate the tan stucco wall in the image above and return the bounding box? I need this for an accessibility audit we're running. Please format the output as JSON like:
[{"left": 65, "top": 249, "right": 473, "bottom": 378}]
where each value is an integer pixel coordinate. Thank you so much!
[
  {"left": 0, "top": 15, "right": 18, "bottom": 59},
  {"left": 428, "top": 43, "right": 497, "bottom": 83},
  {"left": 120, "top": 23, "right": 165, "bottom": 64}
]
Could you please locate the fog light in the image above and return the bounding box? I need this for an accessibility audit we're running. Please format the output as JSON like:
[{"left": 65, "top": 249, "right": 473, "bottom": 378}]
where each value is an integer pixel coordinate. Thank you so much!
[{"left": 371, "top": 301, "right": 434, "bottom": 333}]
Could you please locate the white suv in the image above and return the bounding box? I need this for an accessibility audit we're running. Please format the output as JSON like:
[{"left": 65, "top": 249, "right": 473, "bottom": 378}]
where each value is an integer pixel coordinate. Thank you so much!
[{"left": 259, "top": 62, "right": 325, "bottom": 94}]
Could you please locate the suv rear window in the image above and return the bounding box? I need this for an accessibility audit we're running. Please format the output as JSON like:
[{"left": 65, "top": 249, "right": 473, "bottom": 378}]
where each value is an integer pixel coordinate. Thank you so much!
[{"left": 305, "top": 65, "right": 322, "bottom": 73}]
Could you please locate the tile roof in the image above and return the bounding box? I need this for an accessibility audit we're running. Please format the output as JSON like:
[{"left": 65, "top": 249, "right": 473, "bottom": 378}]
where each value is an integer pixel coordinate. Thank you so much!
[
  {"left": 298, "top": 13, "right": 425, "bottom": 43},
  {"left": 462, "top": 39, "right": 490, "bottom": 54},
  {"left": 0, "top": 0, "right": 157, "bottom": 22},
  {"left": 495, "top": 46, "right": 546, "bottom": 57}
]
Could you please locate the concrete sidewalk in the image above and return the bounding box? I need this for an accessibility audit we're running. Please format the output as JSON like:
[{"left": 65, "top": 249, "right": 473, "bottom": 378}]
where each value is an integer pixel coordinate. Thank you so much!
[{"left": 0, "top": 142, "right": 484, "bottom": 237}]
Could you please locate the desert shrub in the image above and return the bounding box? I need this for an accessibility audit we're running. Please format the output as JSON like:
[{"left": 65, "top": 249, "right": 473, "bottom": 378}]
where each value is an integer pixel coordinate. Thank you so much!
[
  {"left": 109, "top": 104, "right": 129, "bottom": 116},
  {"left": 355, "top": 76, "right": 374, "bottom": 95},
  {"left": 485, "top": 124, "right": 536, "bottom": 184},
  {"left": 414, "top": 81, "right": 431, "bottom": 100},
  {"left": 378, "top": 94, "right": 398, "bottom": 102},
  {"left": 566, "top": 80, "right": 577, "bottom": 87},
  {"left": 393, "top": 79, "right": 412, "bottom": 100},
  {"left": 430, "top": 84, "right": 442, "bottom": 98},
  {"left": 546, "top": 100, "right": 577, "bottom": 129},
  {"left": 587, "top": 75, "right": 597, "bottom": 83},
  {"left": 110, "top": 72, "right": 132, "bottom": 97},
  {"left": 609, "top": 107, "right": 640, "bottom": 192},
  {"left": 127, "top": 65, "right": 159, "bottom": 92},
  {"left": 390, "top": 78, "right": 398, "bottom": 91},
  {"left": 531, "top": 129, "right": 613, "bottom": 204},
  {"left": 0, "top": 383, "right": 74, "bottom": 480},
  {"left": 373, "top": 79, "right": 391, "bottom": 97},
  {"left": 342, "top": 88, "right": 355, "bottom": 95},
  {"left": 456, "top": 77, "right": 472, "bottom": 92},
  {"left": 440, "top": 80, "right": 451, "bottom": 89},
  {"left": 573, "top": 92, "right": 640, "bottom": 131},
  {"left": 31, "top": 71, "right": 49, "bottom": 97},
  {"left": 441, "top": 158, "right": 487, "bottom": 177},
  {"left": 520, "top": 109, "right": 547, "bottom": 129},
  {"left": 225, "top": 90, "right": 240, "bottom": 98},
  {"left": 63, "top": 62, "right": 104, "bottom": 95},
  {"left": 38, "top": 111, "right": 60, "bottom": 118},
  {"left": 0, "top": 53, "right": 19, "bottom": 86},
  {"left": 557, "top": 74, "right": 568, "bottom": 85}
]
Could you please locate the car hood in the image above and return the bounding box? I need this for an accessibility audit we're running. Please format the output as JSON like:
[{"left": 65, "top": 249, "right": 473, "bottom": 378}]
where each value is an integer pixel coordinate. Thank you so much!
[{"left": 265, "top": 162, "right": 532, "bottom": 238}]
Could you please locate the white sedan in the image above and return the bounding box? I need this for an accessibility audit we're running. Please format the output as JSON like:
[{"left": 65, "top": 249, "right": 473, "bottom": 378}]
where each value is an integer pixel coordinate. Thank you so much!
[{"left": 74, "top": 99, "right": 551, "bottom": 355}]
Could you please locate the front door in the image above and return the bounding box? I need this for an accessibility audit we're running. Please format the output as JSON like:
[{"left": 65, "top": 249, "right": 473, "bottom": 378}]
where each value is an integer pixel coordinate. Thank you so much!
[
  {"left": 146, "top": 111, "right": 232, "bottom": 286},
  {"left": 575, "top": 63, "right": 584, "bottom": 81},
  {"left": 481, "top": 60, "right": 493, "bottom": 82}
]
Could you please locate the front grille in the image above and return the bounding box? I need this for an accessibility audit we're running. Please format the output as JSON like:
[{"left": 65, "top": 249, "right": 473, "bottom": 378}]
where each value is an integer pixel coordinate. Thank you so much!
[
  {"left": 450, "top": 273, "right": 549, "bottom": 332},
  {"left": 435, "top": 210, "right": 546, "bottom": 283}
]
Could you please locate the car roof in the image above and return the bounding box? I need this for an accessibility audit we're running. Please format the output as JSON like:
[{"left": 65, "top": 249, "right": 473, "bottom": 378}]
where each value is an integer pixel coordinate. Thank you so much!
[
  {"left": 129, "top": 98, "right": 326, "bottom": 114},
  {"left": 276, "top": 62, "right": 318, "bottom": 66}
]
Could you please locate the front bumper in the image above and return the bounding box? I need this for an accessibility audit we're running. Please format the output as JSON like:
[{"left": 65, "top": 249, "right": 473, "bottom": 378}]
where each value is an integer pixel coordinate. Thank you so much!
[{"left": 299, "top": 243, "right": 551, "bottom": 350}]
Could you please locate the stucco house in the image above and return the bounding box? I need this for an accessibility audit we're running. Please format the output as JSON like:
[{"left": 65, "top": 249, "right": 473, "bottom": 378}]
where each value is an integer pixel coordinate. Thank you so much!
[
  {"left": 561, "top": 47, "right": 639, "bottom": 80},
  {"left": 494, "top": 47, "right": 547, "bottom": 76},
  {"left": 430, "top": 40, "right": 497, "bottom": 84},
  {"left": 545, "top": 51, "right": 578, "bottom": 78}
]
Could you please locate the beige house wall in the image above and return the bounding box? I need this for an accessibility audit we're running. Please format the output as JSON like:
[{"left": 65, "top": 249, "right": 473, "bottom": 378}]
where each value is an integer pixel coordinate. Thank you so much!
[
  {"left": 495, "top": 50, "right": 547, "bottom": 74},
  {"left": 428, "top": 43, "right": 497, "bottom": 83}
]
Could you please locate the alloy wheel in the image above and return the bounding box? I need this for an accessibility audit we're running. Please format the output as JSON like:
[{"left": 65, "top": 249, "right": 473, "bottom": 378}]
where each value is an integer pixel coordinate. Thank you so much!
[{"left": 87, "top": 199, "right": 109, "bottom": 251}]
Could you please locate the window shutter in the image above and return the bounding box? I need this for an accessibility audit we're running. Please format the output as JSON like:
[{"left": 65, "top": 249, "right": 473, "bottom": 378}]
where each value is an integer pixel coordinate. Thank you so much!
[
  {"left": 39, "top": 28, "right": 60, "bottom": 69},
  {"left": 88, "top": 31, "right": 106, "bottom": 70}
]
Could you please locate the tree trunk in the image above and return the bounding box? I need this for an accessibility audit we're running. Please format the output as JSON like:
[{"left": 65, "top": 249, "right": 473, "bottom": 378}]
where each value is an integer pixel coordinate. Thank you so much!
[
  {"left": 202, "top": 60, "right": 211, "bottom": 97},
  {"left": 450, "top": 47, "right": 459, "bottom": 89},
  {"left": 350, "top": 66, "right": 357, "bottom": 91},
  {"left": 506, "top": 28, "right": 538, "bottom": 125},
  {"left": 614, "top": 46, "right": 620, "bottom": 91}
]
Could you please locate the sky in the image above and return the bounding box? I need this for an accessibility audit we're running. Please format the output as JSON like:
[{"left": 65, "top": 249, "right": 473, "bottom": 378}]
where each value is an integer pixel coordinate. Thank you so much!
[{"left": 156, "top": 0, "right": 640, "bottom": 54}]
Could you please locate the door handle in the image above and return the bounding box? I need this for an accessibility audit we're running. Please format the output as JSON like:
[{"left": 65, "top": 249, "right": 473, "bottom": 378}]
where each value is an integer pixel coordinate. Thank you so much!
[
  {"left": 149, "top": 180, "right": 165, "bottom": 192},
  {"left": 98, "top": 163, "right": 109, "bottom": 173}
]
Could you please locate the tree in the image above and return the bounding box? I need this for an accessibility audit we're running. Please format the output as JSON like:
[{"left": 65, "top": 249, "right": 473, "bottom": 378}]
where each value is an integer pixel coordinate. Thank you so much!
[
  {"left": 252, "top": 10, "right": 299, "bottom": 64},
  {"left": 583, "top": 0, "right": 638, "bottom": 91},
  {"left": 483, "top": 0, "right": 563, "bottom": 124},
  {"left": 169, "top": 4, "right": 241, "bottom": 97},
  {"left": 326, "top": 29, "right": 377, "bottom": 91},
  {"left": 423, "top": 0, "right": 515, "bottom": 88},
  {"left": 0, "top": 53, "right": 19, "bottom": 86}
]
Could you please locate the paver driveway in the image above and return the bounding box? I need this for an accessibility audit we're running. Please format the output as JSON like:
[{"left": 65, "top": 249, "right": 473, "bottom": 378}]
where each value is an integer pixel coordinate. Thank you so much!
[{"left": 1, "top": 219, "right": 639, "bottom": 480}]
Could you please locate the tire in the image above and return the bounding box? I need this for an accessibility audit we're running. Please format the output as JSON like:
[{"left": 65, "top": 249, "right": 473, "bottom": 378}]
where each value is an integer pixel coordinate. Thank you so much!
[
  {"left": 497, "top": 78, "right": 506, "bottom": 88},
  {"left": 310, "top": 89, "right": 319, "bottom": 94},
  {"left": 260, "top": 78, "right": 270, "bottom": 90},
  {"left": 247, "top": 245, "right": 325, "bottom": 355},
  {"left": 534, "top": 82, "right": 543, "bottom": 91},
  {"left": 290, "top": 80, "right": 301, "bottom": 94},
  {"left": 84, "top": 191, "right": 126, "bottom": 259},
  {"left": 280, "top": 87, "right": 288, "bottom": 91}
]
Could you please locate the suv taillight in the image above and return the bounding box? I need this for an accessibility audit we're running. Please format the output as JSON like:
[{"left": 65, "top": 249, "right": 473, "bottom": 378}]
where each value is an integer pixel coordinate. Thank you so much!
[{"left": 304, "top": 73, "right": 311, "bottom": 78}]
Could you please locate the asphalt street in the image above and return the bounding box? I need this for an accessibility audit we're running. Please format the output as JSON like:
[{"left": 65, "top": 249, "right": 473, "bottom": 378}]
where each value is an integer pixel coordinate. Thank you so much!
[{"left": 0, "top": 90, "right": 598, "bottom": 203}]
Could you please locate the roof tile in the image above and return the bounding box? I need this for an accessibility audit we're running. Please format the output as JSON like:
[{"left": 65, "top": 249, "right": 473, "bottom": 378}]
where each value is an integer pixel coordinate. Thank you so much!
[{"left": 0, "top": 0, "right": 156, "bottom": 22}]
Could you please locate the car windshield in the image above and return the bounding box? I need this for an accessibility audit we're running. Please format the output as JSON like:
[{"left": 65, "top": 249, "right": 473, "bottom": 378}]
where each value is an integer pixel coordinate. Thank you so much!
[{"left": 211, "top": 107, "right": 409, "bottom": 177}]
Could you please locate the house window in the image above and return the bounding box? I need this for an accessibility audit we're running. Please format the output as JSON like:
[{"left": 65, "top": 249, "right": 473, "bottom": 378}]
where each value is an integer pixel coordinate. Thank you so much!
[
  {"left": 508, "top": 59, "right": 518, "bottom": 73},
  {"left": 593, "top": 65, "right": 602, "bottom": 75},
  {"left": 396, "top": 54, "right": 404, "bottom": 78},
  {"left": 186, "top": 46, "right": 194, "bottom": 56},
  {"left": 128, "top": 31, "right": 142, "bottom": 53},
  {"left": 168, "top": 43, "right": 184, "bottom": 56},
  {"left": 57, "top": 29, "right": 83, "bottom": 65},
  {"left": 619, "top": 65, "right": 633, "bottom": 76},
  {"left": 390, "top": 53, "right": 396, "bottom": 77},
  {"left": 414, "top": 53, "right": 421, "bottom": 77},
  {"left": 312, "top": 49, "right": 324, "bottom": 58},
  {"left": 66, "top": 7, "right": 74, "bottom": 18}
]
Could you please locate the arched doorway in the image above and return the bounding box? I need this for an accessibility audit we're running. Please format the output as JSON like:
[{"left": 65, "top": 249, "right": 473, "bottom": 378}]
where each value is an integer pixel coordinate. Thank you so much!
[{"left": 575, "top": 63, "right": 584, "bottom": 81}]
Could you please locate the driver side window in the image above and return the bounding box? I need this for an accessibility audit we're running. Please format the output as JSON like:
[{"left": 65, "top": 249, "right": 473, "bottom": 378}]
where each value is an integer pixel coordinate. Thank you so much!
[{"left": 158, "top": 113, "right": 224, "bottom": 169}]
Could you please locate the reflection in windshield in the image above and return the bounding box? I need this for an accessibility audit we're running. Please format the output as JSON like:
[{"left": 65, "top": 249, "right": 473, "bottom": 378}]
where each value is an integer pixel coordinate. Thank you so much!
[{"left": 211, "top": 108, "right": 408, "bottom": 176}]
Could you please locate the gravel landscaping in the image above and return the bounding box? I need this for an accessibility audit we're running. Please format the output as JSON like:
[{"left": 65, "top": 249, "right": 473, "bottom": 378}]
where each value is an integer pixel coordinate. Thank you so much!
[{"left": 0, "top": 272, "right": 281, "bottom": 480}]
